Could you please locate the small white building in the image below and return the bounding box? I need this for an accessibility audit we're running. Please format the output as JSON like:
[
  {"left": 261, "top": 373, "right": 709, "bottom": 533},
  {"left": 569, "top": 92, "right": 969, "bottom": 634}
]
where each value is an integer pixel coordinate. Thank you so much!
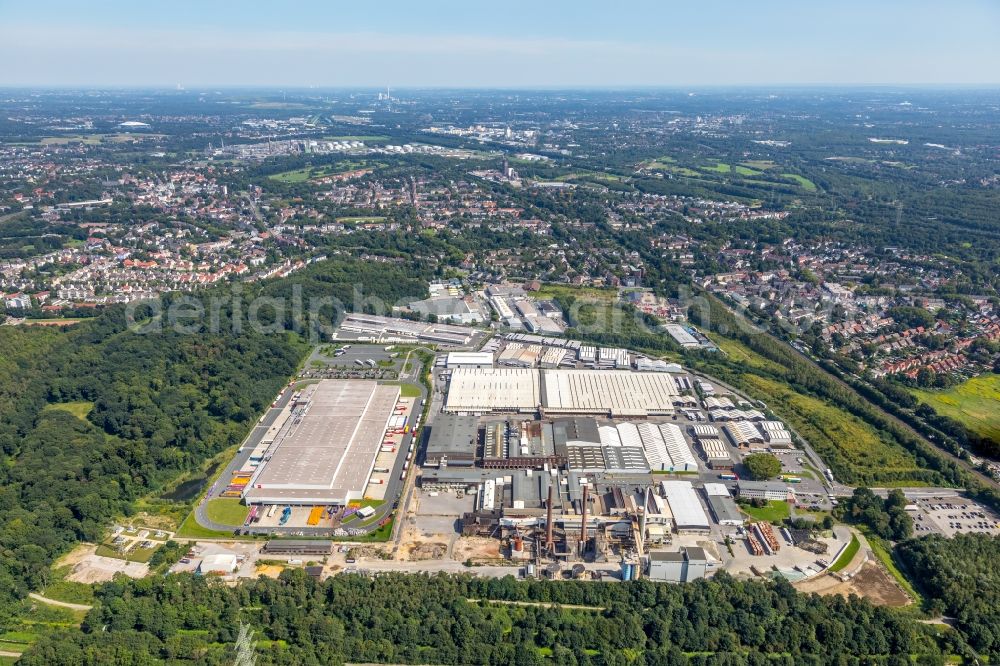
[
  {"left": 445, "top": 351, "right": 494, "bottom": 369},
  {"left": 199, "top": 552, "right": 239, "bottom": 575}
]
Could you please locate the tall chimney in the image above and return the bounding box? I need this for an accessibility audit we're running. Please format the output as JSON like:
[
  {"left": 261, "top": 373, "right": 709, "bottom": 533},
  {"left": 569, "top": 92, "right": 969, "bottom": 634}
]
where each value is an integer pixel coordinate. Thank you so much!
[
  {"left": 545, "top": 484, "right": 555, "bottom": 554},
  {"left": 580, "top": 485, "right": 589, "bottom": 547}
]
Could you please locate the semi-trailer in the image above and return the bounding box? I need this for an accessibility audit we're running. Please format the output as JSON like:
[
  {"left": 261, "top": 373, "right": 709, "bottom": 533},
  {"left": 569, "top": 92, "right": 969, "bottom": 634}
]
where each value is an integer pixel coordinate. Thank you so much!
[
  {"left": 279, "top": 506, "right": 292, "bottom": 526},
  {"left": 307, "top": 506, "right": 325, "bottom": 526}
]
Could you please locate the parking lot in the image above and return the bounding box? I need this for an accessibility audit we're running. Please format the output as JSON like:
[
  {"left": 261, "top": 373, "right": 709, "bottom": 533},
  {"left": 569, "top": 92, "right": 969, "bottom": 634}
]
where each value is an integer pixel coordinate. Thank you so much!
[
  {"left": 299, "top": 344, "right": 403, "bottom": 380},
  {"left": 908, "top": 496, "right": 1000, "bottom": 537}
]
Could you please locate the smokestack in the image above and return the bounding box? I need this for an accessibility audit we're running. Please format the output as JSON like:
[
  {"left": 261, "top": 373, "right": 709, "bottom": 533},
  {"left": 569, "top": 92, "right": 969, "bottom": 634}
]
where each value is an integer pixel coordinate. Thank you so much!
[
  {"left": 545, "top": 484, "right": 554, "bottom": 554},
  {"left": 580, "top": 485, "right": 589, "bottom": 547}
]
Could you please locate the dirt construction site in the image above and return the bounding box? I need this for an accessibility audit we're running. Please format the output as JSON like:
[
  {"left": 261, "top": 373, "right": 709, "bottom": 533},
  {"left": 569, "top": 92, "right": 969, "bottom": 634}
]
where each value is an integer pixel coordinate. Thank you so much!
[
  {"left": 58, "top": 544, "right": 149, "bottom": 584},
  {"left": 793, "top": 534, "right": 912, "bottom": 607}
]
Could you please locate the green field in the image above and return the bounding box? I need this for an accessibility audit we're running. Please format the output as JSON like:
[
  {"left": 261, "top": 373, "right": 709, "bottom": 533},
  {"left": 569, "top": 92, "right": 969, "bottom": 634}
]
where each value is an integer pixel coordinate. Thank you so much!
[
  {"left": 42, "top": 401, "right": 94, "bottom": 420},
  {"left": 742, "top": 500, "right": 790, "bottom": 523},
  {"left": 745, "top": 374, "right": 923, "bottom": 482},
  {"left": 780, "top": 173, "right": 817, "bottom": 191},
  {"left": 829, "top": 534, "right": 861, "bottom": 572},
  {"left": 912, "top": 373, "right": 1000, "bottom": 443},
  {"left": 740, "top": 160, "right": 776, "bottom": 170},
  {"left": 176, "top": 512, "right": 244, "bottom": 539},
  {"left": 269, "top": 163, "right": 372, "bottom": 183},
  {"left": 269, "top": 167, "right": 314, "bottom": 183},
  {"left": 709, "top": 335, "right": 926, "bottom": 484},
  {"left": 703, "top": 161, "right": 762, "bottom": 176},
  {"left": 385, "top": 381, "right": 422, "bottom": 398},
  {"left": 205, "top": 498, "right": 249, "bottom": 526}
]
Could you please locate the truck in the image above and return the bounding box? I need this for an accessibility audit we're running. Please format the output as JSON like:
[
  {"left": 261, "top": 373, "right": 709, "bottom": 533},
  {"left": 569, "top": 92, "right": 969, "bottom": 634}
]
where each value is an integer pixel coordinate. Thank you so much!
[
  {"left": 266, "top": 504, "right": 277, "bottom": 518},
  {"left": 718, "top": 473, "right": 738, "bottom": 481},
  {"left": 373, "top": 467, "right": 390, "bottom": 474},
  {"left": 279, "top": 506, "right": 292, "bottom": 526},
  {"left": 782, "top": 476, "right": 802, "bottom": 484}
]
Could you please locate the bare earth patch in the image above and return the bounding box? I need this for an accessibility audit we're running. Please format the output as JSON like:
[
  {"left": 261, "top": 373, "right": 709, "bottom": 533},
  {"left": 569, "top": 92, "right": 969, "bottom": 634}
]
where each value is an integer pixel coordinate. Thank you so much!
[
  {"left": 58, "top": 543, "right": 149, "bottom": 583},
  {"left": 795, "top": 560, "right": 911, "bottom": 607}
]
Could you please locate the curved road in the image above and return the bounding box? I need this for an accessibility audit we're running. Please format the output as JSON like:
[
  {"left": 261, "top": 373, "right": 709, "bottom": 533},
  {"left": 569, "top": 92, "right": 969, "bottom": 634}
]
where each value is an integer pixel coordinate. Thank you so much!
[{"left": 29, "top": 592, "right": 93, "bottom": 612}]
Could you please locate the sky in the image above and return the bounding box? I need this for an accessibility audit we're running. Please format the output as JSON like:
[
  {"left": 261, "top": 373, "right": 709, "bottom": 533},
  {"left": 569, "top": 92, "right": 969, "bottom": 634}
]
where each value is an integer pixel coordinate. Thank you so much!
[{"left": 1, "top": 0, "right": 998, "bottom": 88}]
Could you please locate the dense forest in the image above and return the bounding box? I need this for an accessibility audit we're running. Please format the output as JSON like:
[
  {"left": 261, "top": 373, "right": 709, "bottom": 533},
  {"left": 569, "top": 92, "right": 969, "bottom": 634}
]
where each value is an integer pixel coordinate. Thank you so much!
[
  {"left": 897, "top": 534, "right": 1000, "bottom": 656},
  {"left": 18, "top": 571, "right": 956, "bottom": 665}
]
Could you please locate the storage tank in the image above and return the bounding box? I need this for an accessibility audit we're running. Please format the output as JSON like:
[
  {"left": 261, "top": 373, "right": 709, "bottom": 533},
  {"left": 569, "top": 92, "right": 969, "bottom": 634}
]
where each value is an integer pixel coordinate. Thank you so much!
[
  {"left": 572, "top": 563, "right": 586, "bottom": 579},
  {"left": 621, "top": 562, "right": 633, "bottom": 581}
]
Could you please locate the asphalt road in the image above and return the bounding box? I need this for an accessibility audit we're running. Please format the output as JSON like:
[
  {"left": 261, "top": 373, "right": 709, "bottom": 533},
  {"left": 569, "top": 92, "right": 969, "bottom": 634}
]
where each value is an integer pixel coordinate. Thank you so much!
[{"left": 194, "top": 385, "right": 296, "bottom": 533}]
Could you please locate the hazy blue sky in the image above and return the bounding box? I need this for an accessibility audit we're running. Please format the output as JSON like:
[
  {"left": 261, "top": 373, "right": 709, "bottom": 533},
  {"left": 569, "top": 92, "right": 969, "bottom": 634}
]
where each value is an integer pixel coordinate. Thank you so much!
[{"left": 1, "top": 0, "right": 998, "bottom": 87}]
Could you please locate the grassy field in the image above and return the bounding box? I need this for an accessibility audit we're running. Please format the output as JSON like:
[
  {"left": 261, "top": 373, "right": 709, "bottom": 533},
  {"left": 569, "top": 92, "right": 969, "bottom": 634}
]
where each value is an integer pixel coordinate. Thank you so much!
[
  {"left": 912, "top": 373, "right": 1000, "bottom": 443},
  {"left": 385, "top": 381, "right": 422, "bottom": 398},
  {"left": 742, "top": 500, "right": 790, "bottom": 523},
  {"left": 703, "top": 161, "right": 762, "bottom": 176},
  {"left": 740, "top": 160, "right": 776, "bottom": 170},
  {"left": 706, "top": 334, "right": 926, "bottom": 485},
  {"left": 780, "top": 173, "right": 817, "bottom": 191},
  {"left": 337, "top": 216, "right": 387, "bottom": 224},
  {"left": 40, "top": 567, "right": 95, "bottom": 606},
  {"left": 176, "top": 512, "right": 246, "bottom": 539},
  {"left": 205, "top": 498, "right": 249, "bottom": 526},
  {"left": 42, "top": 401, "right": 94, "bottom": 420},
  {"left": 829, "top": 534, "right": 861, "bottom": 572},
  {"left": 534, "top": 284, "right": 617, "bottom": 303},
  {"left": 551, "top": 170, "right": 625, "bottom": 184},
  {"left": 269, "top": 167, "right": 314, "bottom": 183},
  {"left": 744, "top": 374, "right": 923, "bottom": 482}
]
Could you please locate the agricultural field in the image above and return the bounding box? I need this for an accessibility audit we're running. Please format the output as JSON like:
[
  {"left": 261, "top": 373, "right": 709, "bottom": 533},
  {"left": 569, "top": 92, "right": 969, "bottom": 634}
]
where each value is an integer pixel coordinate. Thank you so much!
[{"left": 912, "top": 373, "right": 1000, "bottom": 444}]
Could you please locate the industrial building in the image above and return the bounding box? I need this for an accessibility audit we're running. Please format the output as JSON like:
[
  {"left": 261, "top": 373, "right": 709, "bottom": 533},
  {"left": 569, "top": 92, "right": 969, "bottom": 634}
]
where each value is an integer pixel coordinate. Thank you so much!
[
  {"left": 723, "top": 421, "right": 765, "bottom": 449},
  {"left": 261, "top": 540, "right": 335, "bottom": 557},
  {"left": 242, "top": 380, "right": 399, "bottom": 505},
  {"left": 338, "top": 313, "right": 478, "bottom": 346},
  {"left": 445, "top": 351, "right": 494, "bottom": 369},
  {"left": 703, "top": 483, "right": 744, "bottom": 527},
  {"left": 405, "top": 295, "right": 485, "bottom": 324},
  {"left": 647, "top": 547, "right": 708, "bottom": 582},
  {"left": 660, "top": 480, "right": 711, "bottom": 533},
  {"left": 424, "top": 413, "right": 479, "bottom": 467},
  {"left": 735, "top": 480, "right": 795, "bottom": 502},
  {"left": 444, "top": 368, "right": 678, "bottom": 417}
]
